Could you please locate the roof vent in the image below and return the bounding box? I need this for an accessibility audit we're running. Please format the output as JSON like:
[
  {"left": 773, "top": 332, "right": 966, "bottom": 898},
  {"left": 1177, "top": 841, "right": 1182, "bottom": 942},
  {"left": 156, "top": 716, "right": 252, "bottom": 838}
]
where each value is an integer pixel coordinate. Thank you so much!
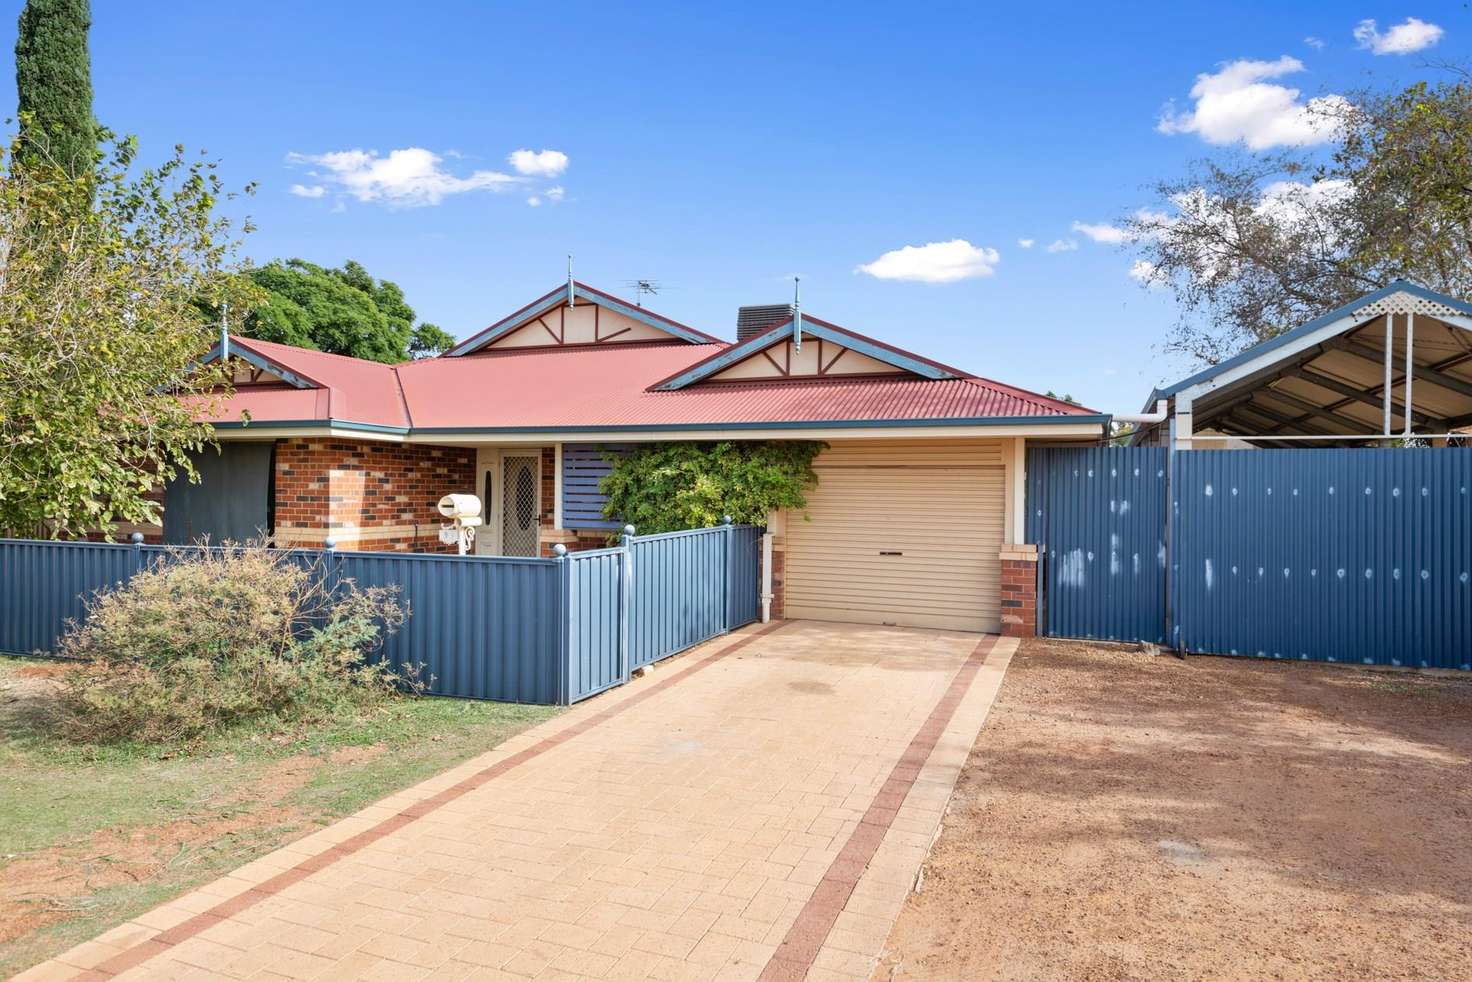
[{"left": 736, "top": 304, "right": 794, "bottom": 343}]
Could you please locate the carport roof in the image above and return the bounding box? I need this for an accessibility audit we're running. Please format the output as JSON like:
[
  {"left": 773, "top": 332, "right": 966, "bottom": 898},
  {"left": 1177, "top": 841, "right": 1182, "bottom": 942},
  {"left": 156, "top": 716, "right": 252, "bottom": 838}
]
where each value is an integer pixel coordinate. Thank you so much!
[{"left": 1136, "top": 281, "right": 1472, "bottom": 445}]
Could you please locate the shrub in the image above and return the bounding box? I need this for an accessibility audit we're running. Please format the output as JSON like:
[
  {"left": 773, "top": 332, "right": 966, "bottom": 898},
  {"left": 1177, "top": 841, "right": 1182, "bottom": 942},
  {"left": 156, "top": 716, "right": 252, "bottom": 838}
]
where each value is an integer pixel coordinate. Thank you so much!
[
  {"left": 599, "top": 441, "right": 825, "bottom": 535},
  {"left": 55, "top": 546, "right": 410, "bottom": 745}
]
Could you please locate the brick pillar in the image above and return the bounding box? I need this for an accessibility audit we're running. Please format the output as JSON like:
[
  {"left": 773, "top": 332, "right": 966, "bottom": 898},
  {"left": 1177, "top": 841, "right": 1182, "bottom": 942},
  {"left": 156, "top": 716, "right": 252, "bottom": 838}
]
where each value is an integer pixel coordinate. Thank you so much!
[
  {"left": 999, "top": 544, "right": 1038, "bottom": 637},
  {"left": 767, "top": 537, "right": 785, "bottom": 620}
]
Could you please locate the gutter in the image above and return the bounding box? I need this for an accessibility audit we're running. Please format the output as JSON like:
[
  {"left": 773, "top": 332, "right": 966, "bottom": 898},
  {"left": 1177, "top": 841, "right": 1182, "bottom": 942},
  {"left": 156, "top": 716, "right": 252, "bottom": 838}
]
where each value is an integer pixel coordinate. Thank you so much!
[{"left": 210, "top": 413, "right": 1112, "bottom": 439}]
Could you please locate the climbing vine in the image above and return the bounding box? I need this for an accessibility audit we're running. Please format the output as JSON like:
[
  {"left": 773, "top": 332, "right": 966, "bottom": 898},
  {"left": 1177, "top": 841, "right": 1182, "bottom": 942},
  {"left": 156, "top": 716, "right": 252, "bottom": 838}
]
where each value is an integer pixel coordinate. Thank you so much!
[{"left": 600, "top": 441, "right": 825, "bottom": 534}]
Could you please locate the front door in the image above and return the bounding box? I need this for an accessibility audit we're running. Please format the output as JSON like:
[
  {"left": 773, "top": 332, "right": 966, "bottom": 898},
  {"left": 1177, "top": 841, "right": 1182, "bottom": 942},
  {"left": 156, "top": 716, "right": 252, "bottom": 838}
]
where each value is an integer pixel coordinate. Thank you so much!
[
  {"left": 472, "top": 449, "right": 542, "bottom": 556},
  {"left": 499, "top": 453, "right": 541, "bottom": 556}
]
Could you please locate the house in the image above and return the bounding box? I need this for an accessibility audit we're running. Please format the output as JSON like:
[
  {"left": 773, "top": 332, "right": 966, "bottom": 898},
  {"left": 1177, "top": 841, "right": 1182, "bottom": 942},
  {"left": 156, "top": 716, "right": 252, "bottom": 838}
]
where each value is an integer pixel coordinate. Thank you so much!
[{"left": 166, "top": 281, "right": 1107, "bottom": 636}]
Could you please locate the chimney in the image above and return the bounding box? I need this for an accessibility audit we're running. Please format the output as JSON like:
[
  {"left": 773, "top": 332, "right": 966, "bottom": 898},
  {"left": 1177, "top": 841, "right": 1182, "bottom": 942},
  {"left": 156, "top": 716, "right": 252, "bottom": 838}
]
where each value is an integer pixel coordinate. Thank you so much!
[{"left": 736, "top": 304, "right": 795, "bottom": 343}]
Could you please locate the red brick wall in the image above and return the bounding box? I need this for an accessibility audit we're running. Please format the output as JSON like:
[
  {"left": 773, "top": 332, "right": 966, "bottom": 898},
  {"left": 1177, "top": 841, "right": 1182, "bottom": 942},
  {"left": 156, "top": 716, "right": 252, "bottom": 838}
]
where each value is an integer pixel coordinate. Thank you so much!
[
  {"left": 766, "top": 542, "right": 785, "bottom": 620},
  {"left": 540, "top": 447, "right": 556, "bottom": 530},
  {"left": 1000, "top": 557, "right": 1038, "bottom": 637},
  {"left": 273, "top": 439, "right": 475, "bottom": 552}
]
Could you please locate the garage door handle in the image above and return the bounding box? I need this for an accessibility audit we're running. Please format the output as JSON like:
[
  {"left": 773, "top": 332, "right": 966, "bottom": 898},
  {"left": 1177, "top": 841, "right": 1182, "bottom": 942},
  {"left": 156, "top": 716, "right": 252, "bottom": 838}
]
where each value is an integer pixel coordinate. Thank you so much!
[{"left": 879, "top": 550, "right": 903, "bottom": 556}]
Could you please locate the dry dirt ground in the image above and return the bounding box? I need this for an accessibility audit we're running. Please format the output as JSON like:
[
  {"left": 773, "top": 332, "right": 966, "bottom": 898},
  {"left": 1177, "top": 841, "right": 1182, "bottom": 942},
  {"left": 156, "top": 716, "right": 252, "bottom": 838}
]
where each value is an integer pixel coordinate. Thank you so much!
[{"left": 875, "top": 638, "right": 1472, "bottom": 982}]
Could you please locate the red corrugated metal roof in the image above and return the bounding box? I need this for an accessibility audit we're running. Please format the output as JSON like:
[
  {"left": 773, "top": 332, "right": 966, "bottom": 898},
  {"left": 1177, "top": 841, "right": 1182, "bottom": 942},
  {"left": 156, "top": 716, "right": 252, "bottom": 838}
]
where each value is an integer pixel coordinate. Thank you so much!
[
  {"left": 205, "top": 336, "right": 1096, "bottom": 432},
  {"left": 205, "top": 337, "right": 411, "bottom": 428}
]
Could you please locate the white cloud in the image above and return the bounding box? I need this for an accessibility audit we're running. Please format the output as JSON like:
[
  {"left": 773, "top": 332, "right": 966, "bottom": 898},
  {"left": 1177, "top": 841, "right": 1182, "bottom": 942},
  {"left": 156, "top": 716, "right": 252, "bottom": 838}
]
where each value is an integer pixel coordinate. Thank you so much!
[
  {"left": 526, "top": 195, "right": 542, "bottom": 207},
  {"left": 1129, "top": 259, "right": 1162, "bottom": 287},
  {"left": 856, "top": 239, "right": 1000, "bottom": 283},
  {"left": 1304, "top": 36, "right": 1325, "bottom": 50},
  {"left": 1017, "top": 238, "right": 1035, "bottom": 249},
  {"left": 545, "top": 185, "right": 566, "bottom": 202},
  {"left": 1256, "top": 178, "right": 1352, "bottom": 227},
  {"left": 507, "top": 149, "right": 569, "bottom": 177},
  {"left": 1354, "top": 17, "right": 1443, "bottom": 54},
  {"left": 1045, "top": 238, "right": 1078, "bottom": 253},
  {"left": 289, "top": 183, "right": 325, "bottom": 198},
  {"left": 1071, "top": 221, "right": 1128, "bottom": 245},
  {"left": 286, "top": 148, "right": 522, "bottom": 207},
  {"left": 1157, "top": 56, "right": 1347, "bottom": 149}
]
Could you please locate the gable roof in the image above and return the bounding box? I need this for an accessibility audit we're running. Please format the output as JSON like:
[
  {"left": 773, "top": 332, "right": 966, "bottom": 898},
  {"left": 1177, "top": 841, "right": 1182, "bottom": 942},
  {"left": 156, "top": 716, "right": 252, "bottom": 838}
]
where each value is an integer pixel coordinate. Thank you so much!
[
  {"left": 200, "top": 336, "right": 413, "bottom": 429},
  {"left": 650, "top": 314, "right": 967, "bottom": 390},
  {"left": 196, "top": 282, "right": 1104, "bottom": 437},
  {"left": 1151, "top": 280, "right": 1472, "bottom": 403},
  {"left": 392, "top": 341, "right": 1093, "bottom": 431},
  {"left": 445, "top": 281, "right": 724, "bottom": 356},
  {"left": 1131, "top": 280, "right": 1472, "bottom": 442}
]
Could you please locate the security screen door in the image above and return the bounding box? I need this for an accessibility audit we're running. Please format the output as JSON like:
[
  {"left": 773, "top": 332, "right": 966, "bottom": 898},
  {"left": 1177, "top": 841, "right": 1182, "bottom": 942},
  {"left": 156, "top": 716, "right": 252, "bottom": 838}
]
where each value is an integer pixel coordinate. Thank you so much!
[{"left": 500, "top": 453, "right": 541, "bottom": 557}]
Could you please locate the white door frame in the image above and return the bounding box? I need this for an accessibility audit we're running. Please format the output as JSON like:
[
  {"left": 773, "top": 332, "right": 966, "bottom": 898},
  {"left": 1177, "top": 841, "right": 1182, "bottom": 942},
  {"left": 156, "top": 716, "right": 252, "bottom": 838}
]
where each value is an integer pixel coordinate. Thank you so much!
[{"left": 474, "top": 447, "right": 542, "bottom": 556}]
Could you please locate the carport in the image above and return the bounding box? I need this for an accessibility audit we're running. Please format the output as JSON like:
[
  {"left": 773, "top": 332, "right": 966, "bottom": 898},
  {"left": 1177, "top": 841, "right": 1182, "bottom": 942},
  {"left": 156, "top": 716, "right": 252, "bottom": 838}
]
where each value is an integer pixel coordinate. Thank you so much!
[{"left": 1131, "top": 281, "right": 1472, "bottom": 448}]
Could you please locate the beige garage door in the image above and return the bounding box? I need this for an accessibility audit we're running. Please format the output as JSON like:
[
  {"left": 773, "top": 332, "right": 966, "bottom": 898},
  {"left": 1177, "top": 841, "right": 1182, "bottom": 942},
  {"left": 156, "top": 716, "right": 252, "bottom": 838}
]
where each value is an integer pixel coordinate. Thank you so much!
[{"left": 783, "top": 440, "right": 1005, "bottom": 633}]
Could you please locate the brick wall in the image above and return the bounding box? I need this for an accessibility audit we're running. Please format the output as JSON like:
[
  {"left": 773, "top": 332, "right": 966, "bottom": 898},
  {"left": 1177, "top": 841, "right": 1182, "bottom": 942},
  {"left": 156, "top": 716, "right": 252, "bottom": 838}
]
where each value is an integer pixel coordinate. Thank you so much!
[
  {"left": 767, "top": 541, "right": 785, "bottom": 620},
  {"left": 999, "top": 545, "right": 1038, "bottom": 637},
  {"left": 273, "top": 439, "right": 475, "bottom": 552}
]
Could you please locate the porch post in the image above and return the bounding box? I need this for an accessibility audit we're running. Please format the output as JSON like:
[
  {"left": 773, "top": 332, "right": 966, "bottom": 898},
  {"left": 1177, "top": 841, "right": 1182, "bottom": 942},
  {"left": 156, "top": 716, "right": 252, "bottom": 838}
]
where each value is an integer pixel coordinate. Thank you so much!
[
  {"left": 1403, "top": 312, "right": 1416, "bottom": 439},
  {"left": 1173, "top": 394, "right": 1194, "bottom": 451},
  {"left": 552, "top": 442, "right": 564, "bottom": 529},
  {"left": 1383, "top": 313, "right": 1395, "bottom": 436}
]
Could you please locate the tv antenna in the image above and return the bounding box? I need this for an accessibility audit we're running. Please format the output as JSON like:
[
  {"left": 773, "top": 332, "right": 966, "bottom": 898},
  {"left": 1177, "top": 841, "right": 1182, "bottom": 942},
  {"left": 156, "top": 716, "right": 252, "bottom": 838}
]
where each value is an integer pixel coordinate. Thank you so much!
[{"left": 625, "top": 279, "right": 661, "bottom": 307}]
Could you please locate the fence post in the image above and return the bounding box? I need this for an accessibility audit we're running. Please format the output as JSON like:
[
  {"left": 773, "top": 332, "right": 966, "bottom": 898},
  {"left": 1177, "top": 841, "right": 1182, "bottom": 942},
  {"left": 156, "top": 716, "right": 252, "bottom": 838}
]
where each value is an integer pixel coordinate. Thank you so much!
[
  {"left": 619, "top": 524, "right": 634, "bottom": 682},
  {"left": 721, "top": 515, "right": 733, "bottom": 632},
  {"left": 321, "top": 536, "right": 339, "bottom": 597},
  {"left": 554, "top": 544, "right": 570, "bottom": 705},
  {"left": 1164, "top": 434, "right": 1180, "bottom": 654},
  {"left": 130, "top": 532, "right": 144, "bottom": 577}
]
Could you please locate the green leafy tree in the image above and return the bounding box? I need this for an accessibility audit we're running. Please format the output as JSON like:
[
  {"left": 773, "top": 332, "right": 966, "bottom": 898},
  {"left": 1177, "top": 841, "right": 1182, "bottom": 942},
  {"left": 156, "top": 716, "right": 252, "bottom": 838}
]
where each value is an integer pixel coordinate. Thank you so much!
[
  {"left": 410, "top": 322, "right": 456, "bottom": 359},
  {"left": 244, "top": 258, "right": 453, "bottom": 362},
  {"left": 599, "top": 442, "right": 825, "bottom": 535},
  {"left": 14, "top": 0, "right": 95, "bottom": 179},
  {"left": 1127, "top": 73, "right": 1472, "bottom": 364},
  {"left": 0, "top": 133, "right": 257, "bottom": 539}
]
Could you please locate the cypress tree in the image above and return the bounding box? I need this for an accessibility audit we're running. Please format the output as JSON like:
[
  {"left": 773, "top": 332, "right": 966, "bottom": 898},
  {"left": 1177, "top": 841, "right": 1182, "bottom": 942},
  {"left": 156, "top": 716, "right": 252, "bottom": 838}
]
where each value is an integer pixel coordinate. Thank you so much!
[{"left": 14, "top": 0, "right": 95, "bottom": 177}]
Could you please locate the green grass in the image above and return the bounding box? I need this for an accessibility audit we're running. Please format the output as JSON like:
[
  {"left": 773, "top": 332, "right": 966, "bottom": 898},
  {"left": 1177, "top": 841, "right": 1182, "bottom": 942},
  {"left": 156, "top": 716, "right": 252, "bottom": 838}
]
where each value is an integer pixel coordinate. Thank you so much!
[{"left": 0, "top": 656, "right": 558, "bottom": 977}]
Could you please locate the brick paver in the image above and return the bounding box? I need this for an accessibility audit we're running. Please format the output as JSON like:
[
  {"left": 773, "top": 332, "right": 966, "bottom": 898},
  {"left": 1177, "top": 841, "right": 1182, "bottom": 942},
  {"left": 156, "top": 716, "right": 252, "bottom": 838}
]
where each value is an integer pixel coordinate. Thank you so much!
[{"left": 20, "top": 621, "right": 1015, "bottom": 982}]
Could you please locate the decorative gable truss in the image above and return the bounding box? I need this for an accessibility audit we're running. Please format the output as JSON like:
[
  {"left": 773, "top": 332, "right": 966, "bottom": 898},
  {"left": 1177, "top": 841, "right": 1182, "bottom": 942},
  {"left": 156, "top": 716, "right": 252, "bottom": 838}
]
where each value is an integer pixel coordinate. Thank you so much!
[
  {"left": 651, "top": 314, "right": 966, "bottom": 390},
  {"left": 200, "top": 339, "right": 321, "bottom": 390},
  {"left": 447, "top": 282, "right": 722, "bottom": 356}
]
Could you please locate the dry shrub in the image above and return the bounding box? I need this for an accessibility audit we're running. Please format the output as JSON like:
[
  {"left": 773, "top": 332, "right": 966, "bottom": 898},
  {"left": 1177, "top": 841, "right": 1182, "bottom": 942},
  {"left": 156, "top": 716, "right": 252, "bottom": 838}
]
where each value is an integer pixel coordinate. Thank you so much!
[{"left": 56, "top": 545, "right": 411, "bottom": 745}]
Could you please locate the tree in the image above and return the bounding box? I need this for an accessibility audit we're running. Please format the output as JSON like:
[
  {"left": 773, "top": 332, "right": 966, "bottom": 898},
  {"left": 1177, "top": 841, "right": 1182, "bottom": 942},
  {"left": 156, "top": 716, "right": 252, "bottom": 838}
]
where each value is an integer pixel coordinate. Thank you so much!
[
  {"left": 244, "top": 259, "right": 454, "bottom": 362},
  {"left": 14, "top": 0, "right": 95, "bottom": 179},
  {"left": 409, "top": 322, "right": 456, "bottom": 359},
  {"left": 1127, "top": 74, "right": 1472, "bottom": 365},
  {"left": 0, "top": 133, "right": 257, "bottom": 539}
]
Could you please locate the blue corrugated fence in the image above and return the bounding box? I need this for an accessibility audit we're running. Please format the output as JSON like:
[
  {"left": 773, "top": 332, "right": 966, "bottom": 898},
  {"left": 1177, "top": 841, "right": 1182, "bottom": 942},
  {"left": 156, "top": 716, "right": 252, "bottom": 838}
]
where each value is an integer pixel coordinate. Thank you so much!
[
  {"left": 1173, "top": 450, "right": 1471, "bottom": 669},
  {"left": 1027, "top": 446, "right": 1168, "bottom": 644},
  {"left": 0, "top": 521, "right": 763, "bottom": 705},
  {"left": 1028, "top": 446, "right": 1472, "bottom": 670}
]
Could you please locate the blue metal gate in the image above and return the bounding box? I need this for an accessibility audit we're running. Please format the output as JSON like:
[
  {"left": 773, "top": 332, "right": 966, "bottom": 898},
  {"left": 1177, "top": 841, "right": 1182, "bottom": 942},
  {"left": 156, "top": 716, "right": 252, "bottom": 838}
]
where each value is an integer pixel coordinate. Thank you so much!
[
  {"left": 1173, "top": 449, "right": 1472, "bottom": 670},
  {"left": 1026, "top": 446, "right": 1168, "bottom": 643}
]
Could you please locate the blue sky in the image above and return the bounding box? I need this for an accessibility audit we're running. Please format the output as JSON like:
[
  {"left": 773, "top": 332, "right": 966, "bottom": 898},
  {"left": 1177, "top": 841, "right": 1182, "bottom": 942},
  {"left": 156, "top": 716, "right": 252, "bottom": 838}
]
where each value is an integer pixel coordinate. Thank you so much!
[{"left": 3, "top": 2, "right": 1463, "bottom": 410}]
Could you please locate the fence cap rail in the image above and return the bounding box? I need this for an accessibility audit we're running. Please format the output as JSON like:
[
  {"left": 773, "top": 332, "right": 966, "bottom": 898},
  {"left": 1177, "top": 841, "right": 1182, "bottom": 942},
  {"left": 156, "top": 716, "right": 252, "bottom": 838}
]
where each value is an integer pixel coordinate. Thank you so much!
[
  {"left": 565, "top": 546, "right": 625, "bottom": 560},
  {"left": 629, "top": 523, "right": 761, "bottom": 543}
]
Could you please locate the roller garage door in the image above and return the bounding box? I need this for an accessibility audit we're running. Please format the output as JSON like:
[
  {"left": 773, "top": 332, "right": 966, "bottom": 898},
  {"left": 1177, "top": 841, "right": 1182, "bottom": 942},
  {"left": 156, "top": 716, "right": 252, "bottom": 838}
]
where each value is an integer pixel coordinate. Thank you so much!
[{"left": 783, "top": 440, "right": 1005, "bottom": 633}]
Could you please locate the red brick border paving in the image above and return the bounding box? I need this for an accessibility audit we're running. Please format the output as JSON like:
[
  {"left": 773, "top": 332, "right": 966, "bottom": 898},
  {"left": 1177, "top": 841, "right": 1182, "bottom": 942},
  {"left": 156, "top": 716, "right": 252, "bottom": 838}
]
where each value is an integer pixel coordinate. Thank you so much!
[
  {"left": 78, "top": 621, "right": 792, "bottom": 980},
  {"left": 757, "top": 634, "right": 1001, "bottom": 981}
]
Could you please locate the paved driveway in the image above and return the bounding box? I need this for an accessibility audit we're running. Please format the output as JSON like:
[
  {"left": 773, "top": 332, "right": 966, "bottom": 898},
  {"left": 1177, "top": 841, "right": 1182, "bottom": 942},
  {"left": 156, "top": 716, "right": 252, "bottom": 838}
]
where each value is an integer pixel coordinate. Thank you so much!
[{"left": 24, "top": 621, "right": 1016, "bottom": 982}]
